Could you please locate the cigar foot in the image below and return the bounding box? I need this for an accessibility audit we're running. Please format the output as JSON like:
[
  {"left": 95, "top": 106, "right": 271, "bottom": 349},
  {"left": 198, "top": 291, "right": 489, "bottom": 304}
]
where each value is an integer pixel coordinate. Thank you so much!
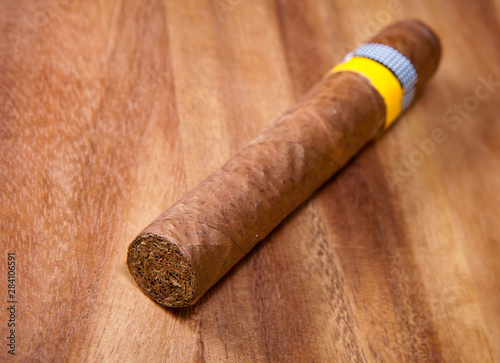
[{"left": 127, "top": 234, "right": 198, "bottom": 307}]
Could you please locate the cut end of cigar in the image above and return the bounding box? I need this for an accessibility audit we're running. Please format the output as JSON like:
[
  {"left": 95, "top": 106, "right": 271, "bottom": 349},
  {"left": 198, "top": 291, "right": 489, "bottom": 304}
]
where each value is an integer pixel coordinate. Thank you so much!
[{"left": 127, "top": 234, "right": 198, "bottom": 307}]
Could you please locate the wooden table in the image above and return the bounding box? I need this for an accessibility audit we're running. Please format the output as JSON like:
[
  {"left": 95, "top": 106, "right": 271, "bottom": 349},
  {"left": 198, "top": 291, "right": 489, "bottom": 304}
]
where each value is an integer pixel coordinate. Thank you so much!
[{"left": 1, "top": 0, "right": 499, "bottom": 361}]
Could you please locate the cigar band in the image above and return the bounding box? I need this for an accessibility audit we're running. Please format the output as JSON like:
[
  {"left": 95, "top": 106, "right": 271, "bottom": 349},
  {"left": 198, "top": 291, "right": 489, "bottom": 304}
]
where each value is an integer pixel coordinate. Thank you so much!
[{"left": 327, "top": 43, "right": 418, "bottom": 129}]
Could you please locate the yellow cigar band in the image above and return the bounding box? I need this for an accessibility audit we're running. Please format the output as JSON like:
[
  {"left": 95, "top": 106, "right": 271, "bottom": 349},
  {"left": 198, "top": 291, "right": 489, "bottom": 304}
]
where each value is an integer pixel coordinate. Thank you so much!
[{"left": 327, "top": 57, "right": 404, "bottom": 129}]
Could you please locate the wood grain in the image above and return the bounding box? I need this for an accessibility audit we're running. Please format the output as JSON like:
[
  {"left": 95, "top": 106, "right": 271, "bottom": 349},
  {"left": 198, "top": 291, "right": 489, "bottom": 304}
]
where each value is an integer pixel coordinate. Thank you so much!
[{"left": 1, "top": 0, "right": 499, "bottom": 361}]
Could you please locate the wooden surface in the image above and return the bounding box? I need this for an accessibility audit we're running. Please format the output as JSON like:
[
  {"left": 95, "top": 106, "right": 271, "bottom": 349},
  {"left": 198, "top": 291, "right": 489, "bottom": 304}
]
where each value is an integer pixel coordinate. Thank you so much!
[{"left": 1, "top": 0, "right": 499, "bottom": 361}]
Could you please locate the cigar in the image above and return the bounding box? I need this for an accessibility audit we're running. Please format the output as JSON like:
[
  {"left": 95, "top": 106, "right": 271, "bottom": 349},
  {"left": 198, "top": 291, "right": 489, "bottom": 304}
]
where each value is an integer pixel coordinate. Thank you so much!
[{"left": 127, "top": 19, "right": 441, "bottom": 307}]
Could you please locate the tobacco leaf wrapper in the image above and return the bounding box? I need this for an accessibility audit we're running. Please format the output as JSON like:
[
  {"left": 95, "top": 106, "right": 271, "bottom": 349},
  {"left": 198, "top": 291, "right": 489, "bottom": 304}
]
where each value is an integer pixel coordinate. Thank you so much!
[{"left": 127, "top": 19, "right": 441, "bottom": 307}]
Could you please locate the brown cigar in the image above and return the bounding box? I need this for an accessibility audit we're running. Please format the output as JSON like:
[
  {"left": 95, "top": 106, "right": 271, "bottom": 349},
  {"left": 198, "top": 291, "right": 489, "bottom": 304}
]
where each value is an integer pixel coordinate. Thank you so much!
[{"left": 127, "top": 19, "right": 441, "bottom": 307}]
